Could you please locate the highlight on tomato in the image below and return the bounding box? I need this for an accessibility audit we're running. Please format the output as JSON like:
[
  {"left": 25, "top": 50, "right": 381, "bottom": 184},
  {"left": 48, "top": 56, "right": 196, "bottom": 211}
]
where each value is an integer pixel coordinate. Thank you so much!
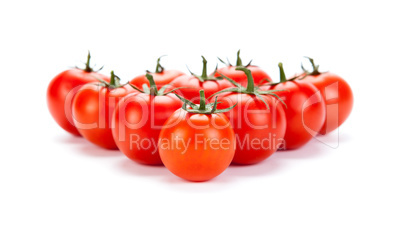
[
  {"left": 130, "top": 56, "right": 185, "bottom": 90},
  {"left": 47, "top": 52, "right": 109, "bottom": 136},
  {"left": 298, "top": 57, "right": 353, "bottom": 135},
  {"left": 215, "top": 50, "right": 272, "bottom": 87},
  {"left": 112, "top": 74, "right": 183, "bottom": 165},
  {"left": 158, "top": 90, "right": 237, "bottom": 182},
  {"left": 265, "top": 63, "right": 326, "bottom": 150},
  {"left": 168, "top": 56, "right": 233, "bottom": 103},
  {"left": 211, "top": 67, "right": 287, "bottom": 165},
  {"left": 72, "top": 71, "right": 134, "bottom": 149}
]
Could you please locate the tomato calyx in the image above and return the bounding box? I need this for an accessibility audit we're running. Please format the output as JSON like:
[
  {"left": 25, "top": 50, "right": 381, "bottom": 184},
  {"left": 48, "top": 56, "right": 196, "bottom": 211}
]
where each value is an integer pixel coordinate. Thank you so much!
[
  {"left": 302, "top": 56, "right": 320, "bottom": 76},
  {"left": 129, "top": 73, "right": 185, "bottom": 96},
  {"left": 218, "top": 50, "right": 253, "bottom": 68},
  {"left": 176, "top": 90, "right": 237, "bottom": 114},
  {"left": 146, "top": 55, "right": 166, "bottom": 74},
  {"left": 267, "top": 63, "right": 300, "bottom": 86},
  {"left": 75, "top": 51, "right": 104, "bottom": 73},
  {"left": 93, "top": 71, "right": 125, "bottom": 89},
  {"left": 300, "top": 57, "right": 328, "bottom": 79},
  {"left": 210, "top": 67, "right": 286, "bottom": 109},
  {"left": 188, "top": 56, "right": 222, "bottom": 82}
]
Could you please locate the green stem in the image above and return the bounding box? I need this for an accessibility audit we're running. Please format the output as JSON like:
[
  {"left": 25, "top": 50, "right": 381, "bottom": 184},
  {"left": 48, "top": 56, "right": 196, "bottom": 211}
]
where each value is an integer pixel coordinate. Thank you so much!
[
  {"left": 149, "top": 87, "right": 157, "bottom": 96},
  {"left": 146, "top": 73, "right": 158, "bottom": 96},
  {"left": 200, "top": 56, "right": 208, "bottom": 81},
  {"left": 84, "top": 51, "right": 92, "bottom": 72},
  {"left": 308, "top": 57, "right": 316, "bottom": 69},
  {"left": 154, "top": 56, "right": 164, "bottom": 73},
  {"left": 236, "top": 50, "right": 243, "bottom": 66},
  {"left": 278, "top": 63, "right": 287, "bottom": 83},
  {"left": 175, "top": 91, "right": 237, "bottom": 114},
  {"left": 199, "top": 90, "right": 206, "bottom": 111},
  {"left": 236, "top": 67, "right": 254, "bottom": 93},
  {"left": 305, "top": 57, "right": 321, "bottom": 75},
  {"left": 110, "top": 71, "right": 116, "bottom": 85}
]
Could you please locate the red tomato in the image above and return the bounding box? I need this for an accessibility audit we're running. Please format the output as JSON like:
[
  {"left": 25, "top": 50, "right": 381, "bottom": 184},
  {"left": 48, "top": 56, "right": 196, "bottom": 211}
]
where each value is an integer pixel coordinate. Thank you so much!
[
  {"left": 130, "top": 56, "right": 184, "bottom": 89},
  {"left": 266, "top": 63, "right": 326, "bottom": 150},
  {"left": 215, "top": 67, "right": 287, "bottom": 165},
  {"left": 298, "top": 57, "right": 353, "bottom": 135},
  {"left": 215, "top": 50, "right": 272, "bottom": 87},
  {"left": 112, "top": 74, "right": 182, "bottom": 165},
  {"left": 47, "top": 52, "right": 108, "bottom": 136},
  {"left": 169, "top": 56, "right": 233, "bottom": 103},
  {"left": 158, "top": 90, "right": 236, "bottom": 182},
  {"left": 72, "top": 71, "right": 134, "bottom": 149}
]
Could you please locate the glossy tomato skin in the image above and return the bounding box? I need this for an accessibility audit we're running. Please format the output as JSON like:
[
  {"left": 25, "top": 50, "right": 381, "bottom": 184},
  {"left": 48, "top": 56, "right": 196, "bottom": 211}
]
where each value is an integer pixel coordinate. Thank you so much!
[
  {"left": 215, "top": 65, "right": 272, "bottom": 87},
  {"left": 169, "top": 75, "right": 233, "bottom": 103},
  {"left": 267, "top": 81, "right": 326, "bottom": 149},
  {"left": 47, "top": 69, "right": 108, "bottom": 136},
  {"left": 130, "top": 70, "right": 185, "bottom": 90},
  {"left": 159, "top": 109, "right": 236, "bottom": 182},
  {"left": 72, "top": 83, "right": 134, "bottom": 149},
  {"left": 112, "top": 93, "right": 182, "bottom": 165},
  {"left": 298, "top": 72, "right": 353, "bottom": 135},
  {"left": 217, "top": 93, "right": 286, "bottom": 165}
]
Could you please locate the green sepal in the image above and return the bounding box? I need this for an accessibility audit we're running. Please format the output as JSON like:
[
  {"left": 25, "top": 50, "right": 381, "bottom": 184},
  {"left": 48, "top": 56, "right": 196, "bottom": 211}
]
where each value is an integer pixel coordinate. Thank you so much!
[
  {"left": 268, "top": 63, "right": 301, "bottom": 86},
  {"left": 217, "top": 57, "right": 231, "bottom": 66},
  {"left": 128, "top": 83, "right": 145, "bottom": 93},
  {"left": 76, "top": 51, "right": 104, "bottom": 73},
  {"left": 129, "top": 73, "right": 188, "bottom": 96},
  {"left": 187, "top": 56, "right": 223, "bottom": 82},
  {"left": 257, "top": 90, "right": 287, "bottom": 108},
  {"left": 255, "top": 93, "right": 270, "bottom": 110},
  {"left": 142, "top": 84, "right": 150, "bottom": 94},
  {"left": 207, "top": 67, "right": 287, "bottom": 110},
  {"left": 208, "top": 87, "right": 245, "bottom": 99},
  {"left": 299, "top": 57, "right": 328, "bottom": 79},
  {"left": 162, "top": 87, "right": 192, "bottom": 96},
  {"left": 91, "top": 70, "right": 125, "bottom": 89},
  {"left": 175, "top": 90, "right": 237, "bottom": 114},
  {"left": 146, "top": 55, "right": 167, "bottom": 74},
  {"left": 217, "top": 49, "right": 253, "bottom": 68},
  {"left": 215, "top": 72, "right": 242, "bottom": 88},
  {"left": 175, "top": 94, "right": 199, "bottom": 109},
  {"left": 158, "top": 84, "right": 170, "bottom": 95}
]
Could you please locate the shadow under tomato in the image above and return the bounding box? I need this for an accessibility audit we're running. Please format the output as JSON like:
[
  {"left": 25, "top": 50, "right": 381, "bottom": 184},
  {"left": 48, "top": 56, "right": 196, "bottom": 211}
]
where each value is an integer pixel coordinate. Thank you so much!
[
  {"left": 163, "top": 170, "right": 234, "bottom": 184},
  {"left": 161, "top": 170, "right": 235, "bottom": 193},
  {"left": 275, "top": 141, "right": 324, "bottom": 159},
  {"left": 78, "top": 144, "right": 121, "bottom": 157},
  {"left": 55, "top": 134, "right": 86, "bottom": 145},
  {"left": 116, "top": 158, "right": 234, "bottom": 190},
  {"left": 273, "top": 132, "right": 349, "bottom": 160},
  {"left": 224, "top": 155, "right": 284, "bottom": 178},
  {"left": 117, "top": 159, "right": 168, "bottom": 177},
  {"left": 221, "top": 134, "right": 339, "bottom": 179},
  {"left": 56, "top": 134, "right": 122, "bottom": 157},
  {"left": 317, "top": 130, "right": 353, "bottom": 146}
]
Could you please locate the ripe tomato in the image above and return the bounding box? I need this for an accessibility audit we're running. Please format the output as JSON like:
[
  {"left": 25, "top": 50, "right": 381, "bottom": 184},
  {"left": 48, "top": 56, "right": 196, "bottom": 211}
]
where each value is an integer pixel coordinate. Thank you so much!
[
  {"left": 112, "top": 74, "right": 182, "bottom": 165},
  {"left": 298, "top": 57, "right": 353, "bottom": 135},
  {"left": 72, "top": 71, "right": 134, "bottom": 149},
  {"left": 130, "top": 56, "right": 184, "bottom": 89},
  {"left": 169, "top": 56, "right": 233, "bottom": 103},
  {"left": 158, "top": 90, "right": 236, "bottom": 182},
  {"left": 215, "top": 50, "right": 272, "bottom": 87},
  {"left": 214, "top": 67, "right": 287, "bottom": 165},
  {"left": 47, "top": 52, "right": 108, "bottom": 136},
  {"left": 266, "top": 63, "right": 326, "bottom": 150}
]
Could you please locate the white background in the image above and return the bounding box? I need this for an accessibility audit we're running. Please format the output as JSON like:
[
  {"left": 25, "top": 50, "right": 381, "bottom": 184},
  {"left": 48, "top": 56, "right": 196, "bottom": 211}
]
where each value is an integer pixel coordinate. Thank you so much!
[{"left": 1, "top": 0, "right": 401, "bottom": 229}]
